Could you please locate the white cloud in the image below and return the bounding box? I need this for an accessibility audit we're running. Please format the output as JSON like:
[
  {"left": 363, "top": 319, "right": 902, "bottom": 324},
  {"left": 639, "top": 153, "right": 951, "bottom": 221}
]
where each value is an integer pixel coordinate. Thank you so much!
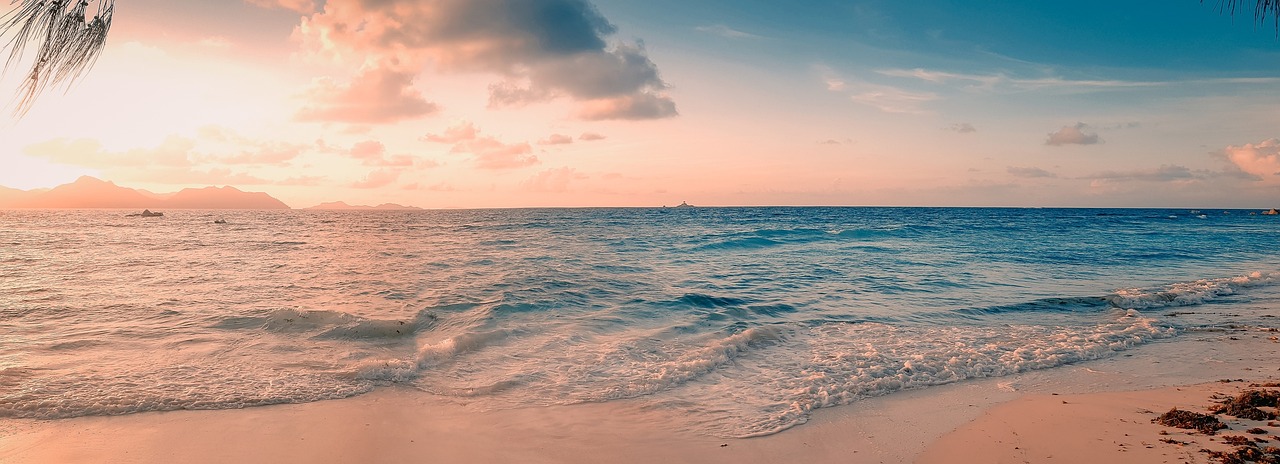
[
  {"left": 878, "top": 68, "right": 1163, "bottom": 93},
  {"left": 849, "top": 85, "right": 939, "bottom": 114},
  {"left": 820, "top": 69, "right": 938, "bottom": 114}
]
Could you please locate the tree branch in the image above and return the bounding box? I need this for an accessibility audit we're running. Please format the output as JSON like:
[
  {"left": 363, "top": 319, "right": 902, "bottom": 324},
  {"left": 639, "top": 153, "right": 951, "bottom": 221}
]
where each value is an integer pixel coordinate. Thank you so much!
[{"left": 0, "top": 0, "right": 114, "bottom": 116}]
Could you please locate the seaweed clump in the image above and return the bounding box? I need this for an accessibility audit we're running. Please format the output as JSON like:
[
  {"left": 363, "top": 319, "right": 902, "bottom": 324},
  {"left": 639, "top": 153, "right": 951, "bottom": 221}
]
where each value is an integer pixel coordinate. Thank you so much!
[
  {"left": 1206, "top": 445, "right": 1280, "bottom": 464},
  {"left": 1214, "top": 390, "right": 1280, "bottom": 421},
  {"left": 1155, "top": 408, "right": 1228, "bottom": 434},
  {"left": 1224, "top": 435, "right": 1256, "bottom": 446}
]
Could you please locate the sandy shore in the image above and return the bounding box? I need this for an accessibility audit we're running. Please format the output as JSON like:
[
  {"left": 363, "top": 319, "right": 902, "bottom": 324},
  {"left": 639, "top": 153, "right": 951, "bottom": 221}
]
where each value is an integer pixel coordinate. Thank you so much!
[
  {"left": 919, "top": 380, "right": 1280, "bottom": 464},
  {"left": 3, "top": 325, "right": 1279, "bottom": 463}
]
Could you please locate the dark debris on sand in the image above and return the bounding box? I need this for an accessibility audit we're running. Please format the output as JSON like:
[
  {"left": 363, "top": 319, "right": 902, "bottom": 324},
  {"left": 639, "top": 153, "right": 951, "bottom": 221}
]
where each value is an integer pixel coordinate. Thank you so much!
[
  {"left": 1155, "top": 408, "right": 1228, "bottom": 434},
  {"left": 1213, "top": 390, "right": 1280, "bottom": 421},
  {"left": 1154, "top": 387, "right": 1280, "bottom": 463},
  {"left": 1225, "top": 436, "right": 1257, "bottom": 446},
  {"left": 1206, "top": 445, "right": 1280, "bottom": 464}
]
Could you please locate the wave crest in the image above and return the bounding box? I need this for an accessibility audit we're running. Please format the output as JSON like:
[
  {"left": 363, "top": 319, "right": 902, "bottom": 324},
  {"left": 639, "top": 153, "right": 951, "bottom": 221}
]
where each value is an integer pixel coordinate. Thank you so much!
[{"left": 1108, "top": 272, "right": 1278, "bottom": 309}]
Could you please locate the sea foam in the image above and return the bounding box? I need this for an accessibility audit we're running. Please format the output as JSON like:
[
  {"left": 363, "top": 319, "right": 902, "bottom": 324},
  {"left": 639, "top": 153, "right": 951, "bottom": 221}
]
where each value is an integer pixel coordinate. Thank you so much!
[{"left": 1108, "top": 272, "right": 1278, "bottom": 309}]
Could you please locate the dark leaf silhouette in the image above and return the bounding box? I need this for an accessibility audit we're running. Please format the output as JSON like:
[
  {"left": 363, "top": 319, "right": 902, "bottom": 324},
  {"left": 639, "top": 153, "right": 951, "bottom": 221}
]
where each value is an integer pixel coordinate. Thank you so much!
[
  {"left": 0, "top": 0, "right": 114, "bottom": 115},
  {"left": 1204, "top": 0, "right": 1280, "bottom": 32}
]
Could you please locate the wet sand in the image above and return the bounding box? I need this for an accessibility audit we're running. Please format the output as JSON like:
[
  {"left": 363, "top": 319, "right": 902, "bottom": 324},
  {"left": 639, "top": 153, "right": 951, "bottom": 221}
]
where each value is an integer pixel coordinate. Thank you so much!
[{"left": 3, "top": 324, "right": 1278, "bottom": 463}]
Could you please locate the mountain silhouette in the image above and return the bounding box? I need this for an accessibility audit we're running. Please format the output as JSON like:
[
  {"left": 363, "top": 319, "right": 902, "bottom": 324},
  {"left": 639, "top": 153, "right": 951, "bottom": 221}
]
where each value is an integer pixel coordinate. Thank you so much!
[
  {"left": 305, "top": 201, "right": 423, "bottom": 211},
  {"left": 165, "top": 186, "right": 289, "bottom": 209},
  {"left": 0, "top": 176, "right": 291, "bottom": 209}
]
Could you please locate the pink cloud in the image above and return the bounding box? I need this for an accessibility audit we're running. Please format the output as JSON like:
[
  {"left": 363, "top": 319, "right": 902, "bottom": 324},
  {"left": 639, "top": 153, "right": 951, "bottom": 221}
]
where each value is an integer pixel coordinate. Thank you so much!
[
  {"left": 278, "top": 175, "right": 326, "bottom": 186},
  {"left": 404, "top": 182, "right": 456, "bottom": 192},
  {"left": 350, "top": 168, "right": 402, "bottom": 189},
  {"left": 454, "top": 138, "right": 537, "bottom": 169},
  {"left": 383, "top": 155, "right": 419, "bottom": 167},
  {"left": 194, "top": 126, "right": 308, "bottom": 166},
  {"left": 296, "top": 64, "right": 439, "bottom": 124},
  {"left": 1046, "top": 123, "right": 1101, "bottom": 146},
  {"left": 217, "top": 145, "right": 305, "bottom": 166},
  {"left": 345, "top": 140, "right": 425, "bottom": 167},
  {"left": 576, "top": 93, "right": 677, "bottom": 121},
  {"left": 423, "top": 122, "right": 480, "bottom": 144},
  {"left": 349, "top": 140, "right": 386, "bottom": 161},
  {"left": 424, "top": 121, "right": 538, "bottom": 169},
  {"left": 345, "top": 138, "right": 424, "bottom": 167},
  {"left": 524, "top": 167, "right": 587, "bottom": 192},
  {"left": 247, "top": 0, "right": 317, "bottom": 13},
  {"left": 1007, "top": 166, "right": 1058, "bottom": 178},
  {"left": 1223, "top": 138, "right": 1280, "bottom": 181},
  {"left": 122, "top": 168, "right": 272, "bottom": 186},
  {"left": 538, "top": 134, "right": 574, "bottom": 145}
]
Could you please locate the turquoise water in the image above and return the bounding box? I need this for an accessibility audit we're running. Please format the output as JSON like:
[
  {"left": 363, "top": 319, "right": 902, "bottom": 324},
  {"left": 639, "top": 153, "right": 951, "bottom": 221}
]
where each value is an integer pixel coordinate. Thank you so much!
[{"left": 1, "top": 207, "right": 1277, "bottom": 436}]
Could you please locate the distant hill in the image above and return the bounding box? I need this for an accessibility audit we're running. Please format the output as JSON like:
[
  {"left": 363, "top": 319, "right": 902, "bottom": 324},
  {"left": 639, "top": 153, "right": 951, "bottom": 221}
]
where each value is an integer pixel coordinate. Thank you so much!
[
  {"left": 135, "top": 189, "right": 174, "bottom": 201},
  {"left": 6, "top": 176, "right": 155, "bottom": 208},
  {"left": 0, "top": 185, "right": 36, "bottom": 206},
  {"left": 0, "top": 176, "right": 291, "bottom": 209},
  {"left": 165, "top": 186, "right": 290, "bottom": 209},
  {"left": 305, "top": 201, "right": 423, "bottom": 211}
]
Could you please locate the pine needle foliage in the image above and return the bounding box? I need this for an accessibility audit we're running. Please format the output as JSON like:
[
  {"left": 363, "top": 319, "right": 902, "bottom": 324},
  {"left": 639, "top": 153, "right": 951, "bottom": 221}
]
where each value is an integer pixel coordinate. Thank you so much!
[
  {"left": 1204, "top": 0, "right": 1280, "bottom": 32},
  {"left": 0, "top": 0, "right": 114, "bottom": 116}
]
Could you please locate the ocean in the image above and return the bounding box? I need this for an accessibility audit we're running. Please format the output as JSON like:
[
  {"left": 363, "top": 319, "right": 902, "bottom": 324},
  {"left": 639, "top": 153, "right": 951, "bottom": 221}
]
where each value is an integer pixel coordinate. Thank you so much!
[{"left": 1, "top": 207, "right": 1278, "bottom": 437}]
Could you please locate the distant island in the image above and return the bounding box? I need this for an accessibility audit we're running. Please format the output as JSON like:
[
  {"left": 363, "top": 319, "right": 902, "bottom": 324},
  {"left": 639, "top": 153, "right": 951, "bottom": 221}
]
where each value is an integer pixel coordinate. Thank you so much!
[
  {"left": 304, "top": 201, "right": 423, "bottom": 211},
  {"left": 0, "top": 176, "right": 291, "bottom": 209}
]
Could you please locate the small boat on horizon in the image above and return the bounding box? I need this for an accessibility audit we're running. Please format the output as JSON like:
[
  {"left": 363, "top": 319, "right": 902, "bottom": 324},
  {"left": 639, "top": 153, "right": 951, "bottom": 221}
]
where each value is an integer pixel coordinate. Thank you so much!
[{"left": 674, "top": 201, "right": 694, "bottom": 208}]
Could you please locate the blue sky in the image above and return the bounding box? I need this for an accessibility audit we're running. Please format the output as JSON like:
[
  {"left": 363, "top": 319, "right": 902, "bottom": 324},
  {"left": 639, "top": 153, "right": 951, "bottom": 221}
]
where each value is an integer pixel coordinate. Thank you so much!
[{"left": 603, "top": 0, "right": 1279, "bottom": 71}]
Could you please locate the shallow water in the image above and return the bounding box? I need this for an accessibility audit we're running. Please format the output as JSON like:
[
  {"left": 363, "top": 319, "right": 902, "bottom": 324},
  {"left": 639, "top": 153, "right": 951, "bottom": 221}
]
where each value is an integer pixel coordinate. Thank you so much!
[{"left": 1, "top": 207, "right": 1277, "bottom": 436}]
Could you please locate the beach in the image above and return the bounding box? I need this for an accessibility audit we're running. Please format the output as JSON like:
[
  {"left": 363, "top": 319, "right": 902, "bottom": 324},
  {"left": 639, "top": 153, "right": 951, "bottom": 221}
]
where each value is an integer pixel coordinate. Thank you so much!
[
  {"left": 4, "top": 307, "right": 1277, "bottom": 463},
  {"left": 3, "top": 208, "right": 1280, "bottom": 463}
]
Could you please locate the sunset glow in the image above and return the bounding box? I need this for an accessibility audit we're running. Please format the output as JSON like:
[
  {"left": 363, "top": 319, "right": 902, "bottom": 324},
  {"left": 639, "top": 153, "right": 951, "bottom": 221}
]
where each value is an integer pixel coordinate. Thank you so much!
[
  {"left": 2, "top": 0, "right": 1278, "bottom": 208},
  {"left": 5, "top": 3, "right": 1280, "bottom": 462}
]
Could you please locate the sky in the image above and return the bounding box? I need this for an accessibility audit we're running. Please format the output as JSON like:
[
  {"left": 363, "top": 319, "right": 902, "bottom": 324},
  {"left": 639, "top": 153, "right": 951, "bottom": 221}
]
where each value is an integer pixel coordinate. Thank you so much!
[{"left": 1, "top": 0, "right": 1278, "bottom": 208}]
